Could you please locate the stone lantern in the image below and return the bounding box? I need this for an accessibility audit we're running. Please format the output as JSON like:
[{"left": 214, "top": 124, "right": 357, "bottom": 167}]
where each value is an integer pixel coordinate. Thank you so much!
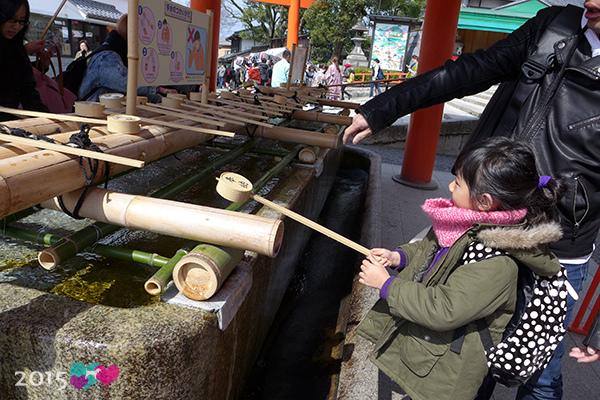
[{"left": 344, "top": 21, "right": 369, "bottom": 68}]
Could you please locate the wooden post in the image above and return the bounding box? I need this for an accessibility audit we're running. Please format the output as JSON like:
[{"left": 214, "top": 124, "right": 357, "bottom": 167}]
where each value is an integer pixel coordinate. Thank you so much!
[
  {"left": 396, "top": 0, "right": 462, "bottom": 189},
  {"left": 127, "top": 2, "right": 139, "bottom": 116}
]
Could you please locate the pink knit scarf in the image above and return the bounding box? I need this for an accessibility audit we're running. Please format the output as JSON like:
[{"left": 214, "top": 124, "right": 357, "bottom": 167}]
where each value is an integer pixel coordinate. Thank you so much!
[{"left": 421, "top": 198, "right": 527, "bottom": 247}]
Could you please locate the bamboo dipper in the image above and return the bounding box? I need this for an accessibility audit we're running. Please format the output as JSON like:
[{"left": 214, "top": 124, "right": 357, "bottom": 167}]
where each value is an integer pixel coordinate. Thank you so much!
[{"left": 216, "top": 172, "right": 370, "bottom": 256}]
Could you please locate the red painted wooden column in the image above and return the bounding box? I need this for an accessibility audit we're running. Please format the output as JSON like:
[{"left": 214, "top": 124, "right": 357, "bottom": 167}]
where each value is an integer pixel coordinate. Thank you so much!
[
  {"left": 287, "top": 0, "right": 300, "bottom": 49},
  {"left": 190, "top": 0, "right": 221, "bottom": 92},
  {"left": 394, "top": 0, "right": 462, "bottom": 189}
]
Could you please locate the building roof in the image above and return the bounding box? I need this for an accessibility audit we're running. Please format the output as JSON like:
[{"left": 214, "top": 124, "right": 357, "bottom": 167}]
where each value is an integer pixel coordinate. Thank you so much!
[{"left": 69, "top": 0, "right": 122, "bottom": 23}]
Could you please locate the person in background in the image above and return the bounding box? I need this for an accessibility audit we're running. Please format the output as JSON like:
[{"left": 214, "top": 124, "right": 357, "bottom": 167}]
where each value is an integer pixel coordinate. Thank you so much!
[
  {"left": 257, "top": 57, "right": 269, "bottom": 86},
  {"left": 344, "top": 2, "right": 600, "bottom": 399},
  {"left": 314, "top": 63, "right": 326, "bottom": 86},
  {"left": 358, "top": 137, "right": 564, "bottom": 400},
  {"left": 304, "top": 64, "right": 315, "bottom": 87},
  {"left": 324, "top": 56, "right": 342, "bottom": 100},
  {"left": 0, "top": 0, "right": 49, "bottom": 121},
  {"left": 78, "top": 14, "right": 176, "bottom": 102},
  {"left": 271, "top": 49, "right": 291, "bottom": 88},
  {"left": 75, "top": 39, "right": 90, "bottom": 59},
  {"left": 217, "top": 63, "right": 226, "bottom": 89},
  {"left": 406, "top": 55, "right": 418, "bottom": 78},
  {"left": 369, "top": 57, "right": 382, "bottom": 97},
  {"left": 247, "top": 62, "right": 261, "bottom": 85},
  {"left": 341, "top": 63, "right": 354, "bottom": 100}
]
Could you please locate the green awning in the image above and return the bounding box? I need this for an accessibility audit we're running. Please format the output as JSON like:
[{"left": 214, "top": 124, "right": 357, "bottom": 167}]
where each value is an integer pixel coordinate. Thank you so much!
[{"left": 458, "top": 1, "right": 548, "bottom": 33}]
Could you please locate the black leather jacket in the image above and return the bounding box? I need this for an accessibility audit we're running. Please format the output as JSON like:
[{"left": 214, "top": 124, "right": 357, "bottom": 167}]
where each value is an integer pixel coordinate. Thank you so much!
[{"left": 357, "top": 6, "right": 600, "bottom": 258}]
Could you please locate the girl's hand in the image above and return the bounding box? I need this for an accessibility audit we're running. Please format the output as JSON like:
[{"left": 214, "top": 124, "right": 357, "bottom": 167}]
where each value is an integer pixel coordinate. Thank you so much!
[
  {"left": 369, "top": 248, "right": 399, "bottom": 267},
  {"left": 359, "top": 255, "right": 390, "bottom": 290}
]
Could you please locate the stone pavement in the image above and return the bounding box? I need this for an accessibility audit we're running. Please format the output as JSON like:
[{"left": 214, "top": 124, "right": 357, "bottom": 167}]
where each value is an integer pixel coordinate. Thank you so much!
[{"left": 334, "top": 96, "right": 600, "bottom": 399}]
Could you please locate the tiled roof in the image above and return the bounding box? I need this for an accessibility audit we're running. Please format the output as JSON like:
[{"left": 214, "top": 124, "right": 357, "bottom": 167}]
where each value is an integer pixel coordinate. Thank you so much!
[
  {"left": 546, "top": 0, "right": 584, "bottom": 6},
  {"left": 69, "top": 0, "right": 123, "bottom": 22}
]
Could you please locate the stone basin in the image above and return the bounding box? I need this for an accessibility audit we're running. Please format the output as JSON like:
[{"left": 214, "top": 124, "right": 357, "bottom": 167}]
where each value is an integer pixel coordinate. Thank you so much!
[{"left": 0, "top": 132, "right": 381, "bottom": 399}]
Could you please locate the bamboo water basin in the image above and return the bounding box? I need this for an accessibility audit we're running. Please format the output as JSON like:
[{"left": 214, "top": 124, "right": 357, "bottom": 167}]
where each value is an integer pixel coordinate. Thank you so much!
[{"left": 0, "top": 107, "right": 374, "bottom": 399}]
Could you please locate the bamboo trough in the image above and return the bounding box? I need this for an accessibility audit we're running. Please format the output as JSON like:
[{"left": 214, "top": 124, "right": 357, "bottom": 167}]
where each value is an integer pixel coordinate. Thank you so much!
[{"left": 38, "top": 186, "right": 284, "bottom": 260}]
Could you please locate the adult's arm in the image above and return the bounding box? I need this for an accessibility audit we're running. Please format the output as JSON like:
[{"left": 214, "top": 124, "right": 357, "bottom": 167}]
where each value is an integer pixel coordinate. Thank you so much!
[{"left": 343, "top": 7, "right": 562, "bottom": 145}]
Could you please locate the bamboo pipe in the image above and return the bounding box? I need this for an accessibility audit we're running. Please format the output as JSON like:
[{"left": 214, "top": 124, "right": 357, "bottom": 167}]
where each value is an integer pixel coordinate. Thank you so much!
[
  {"left": 318, "top": 99, "right": 360, "bottom": 109},
  {"left": 0, "top": 123, "right": 220, "bottom": 219},
  {"left": 39, "top": 0, "right": 68, "bottom": 39},
  {"left": 136, "top": 103, "right": 230, "bottom": 127},
  {"left": 0, "top": 106, "right": 108, "bottom": 125},
  {"left": 216, "top": 173, "right": 369, "bottom": 256},
  {"left": 172, "top": 244, "right": 245, "bottom": 300},
  {"left": 244, "top": 125, "right": 340, "bottom": 149},
  {"left": 104, "top": 110, "right": 234, "bottom": 137},
  {"left": 1, "top": 223, "right": 171, "bottom": 268},
  {"left": 298, "top": 146, "right": 320, "bottom": 164},
  {"left": 38, "top": 140, "right": 258, "bottom": 269},
  {"left": 292, "top": 110, "right": 352, "bottom": 126},
  {"left": 180, "top": 102, "right": 273, "bottom": 128},
  {"left": 39, "top": 186, "right": 284, "bottom": 258},
  {"left": 208, "top": 97, "right": 284, "bottom": 117},
  {"left": 145, "top": 248, "right": 189, "bottom": 295},
  {"left": 0, "top": 131, "right": 144, "bottom": 168},
  {"left": 184, "top": 100, "right": 272, "bottom": 121},
  {"left": 1, "top": 117, "right": 81, "bottom": 135}
]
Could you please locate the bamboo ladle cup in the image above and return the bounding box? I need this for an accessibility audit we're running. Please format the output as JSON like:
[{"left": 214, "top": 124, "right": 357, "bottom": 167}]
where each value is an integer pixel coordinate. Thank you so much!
[{"left": 216, "top": 172, "right": 370, "bottom": 256}]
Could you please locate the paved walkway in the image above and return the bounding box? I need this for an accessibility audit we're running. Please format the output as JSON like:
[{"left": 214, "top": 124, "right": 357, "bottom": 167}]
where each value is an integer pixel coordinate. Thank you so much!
[{"left": 335, "top": 101, "right": 600, "bottom": 399}]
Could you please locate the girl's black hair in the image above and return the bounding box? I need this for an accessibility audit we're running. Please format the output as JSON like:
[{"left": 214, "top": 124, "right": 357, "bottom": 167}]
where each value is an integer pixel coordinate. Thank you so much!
[{"left": 452, "top": 137, "right": 565, "bottom": 226}]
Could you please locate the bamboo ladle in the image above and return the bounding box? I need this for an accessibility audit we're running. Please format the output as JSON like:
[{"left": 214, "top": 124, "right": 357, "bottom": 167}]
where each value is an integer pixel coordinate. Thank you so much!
[{"left": 216, "top": 172, "right": 370, "bottom": 256}]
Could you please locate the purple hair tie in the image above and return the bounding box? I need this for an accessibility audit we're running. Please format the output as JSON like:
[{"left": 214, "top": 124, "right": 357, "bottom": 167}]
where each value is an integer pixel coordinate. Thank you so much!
[{"left": 538, "top": 175, "right": 551, "bottom": 188}]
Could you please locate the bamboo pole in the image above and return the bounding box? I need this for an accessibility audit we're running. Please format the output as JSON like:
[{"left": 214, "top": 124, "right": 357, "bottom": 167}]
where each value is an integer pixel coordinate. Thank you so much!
[
  {"left": 318, "top": 98, "right": 360, "bottom": 109},
  {"left": 103, "top": 110, "right": 234, "bottom": 137},
  {"left": 292, "top": 110, "right": 352, "bottom": 126},
  {"left": 0, "top": 133, "right": 144, "bottom": 168},
  {"left": 38, "top": 139, "right": 258, "bottom": 269},
  {"left": 145, "top": 248, "right": 189, "bottom": 295},
  {"left": 172, "top": 244, "right": 244, "bottom": 300},
  {"left": 245, "top": 125, "right": 341, "bottom": 149},
  {"left": 204, "top": 10, "right": 214, "bottom": 100},
  {"left": 39, "top": 0, "right": 68, "bottom": 39},
  {"left": 135, "top": 103, "right": 229, "bottom": 127},
  {"left": 184, "top": 100, "right": 273, "bottom": 121},
  {"left": 217, "top": 174, "right": 370, "bottom": 256},
  {"left": 127, "top": 3, "right": 139, "bottom": 116},
  {"left": 0, "top": 106, "right": 107, "bottom": 124},
  {"left": 1, "top": 224, "right": 170, "bottom": 269},
  {"left": 39, "top": 187, "right": 284, "bottom": 258},
  {"left": 180, "top": 102, "right": 273, "bottom": 127},
  {"left": 208, "top": 98, "right": 284, "bottom": 117},
  {"left": 0, "top": 122, "right": 223, "bottom": 219}
]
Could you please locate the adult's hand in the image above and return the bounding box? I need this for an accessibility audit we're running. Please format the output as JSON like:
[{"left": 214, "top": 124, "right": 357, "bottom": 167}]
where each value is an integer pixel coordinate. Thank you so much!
[
  {"left": 25, "top": 39, "right": 47, "bottom": 56},
  {"left": 342, "top": 113, "right": 373, "bottom": 145},
  {"left": 569, "top": 346, "right": 600, "bottom": 363}
]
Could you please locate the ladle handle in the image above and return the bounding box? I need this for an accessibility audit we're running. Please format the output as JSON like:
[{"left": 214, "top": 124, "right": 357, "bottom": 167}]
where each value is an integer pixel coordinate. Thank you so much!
[{"left": 249, "top": 193, "right": 370, "bottom": 256}]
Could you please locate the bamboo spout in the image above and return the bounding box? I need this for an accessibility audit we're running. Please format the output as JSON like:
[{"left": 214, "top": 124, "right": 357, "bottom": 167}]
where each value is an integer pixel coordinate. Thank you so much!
[
  {"left": 172, "top": 244, "right": 245, "bottom": 300},
  {"left": 246, "top": 125, "right": 341, "bottom": 149},
  {"left": 39, "top": 187, "right": 284, "bottom": 266}
]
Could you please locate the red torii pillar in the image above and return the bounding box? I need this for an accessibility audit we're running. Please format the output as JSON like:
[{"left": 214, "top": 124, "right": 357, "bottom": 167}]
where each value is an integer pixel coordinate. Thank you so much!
[
  {"left": 190, "top": 0, "right": 221, "bottom": 92},
  {"left": 251, "top": 0, "right": 316, "bottom": 50},
  {"left": 393, "top": 0, "right": 462, "bottom": 189}
]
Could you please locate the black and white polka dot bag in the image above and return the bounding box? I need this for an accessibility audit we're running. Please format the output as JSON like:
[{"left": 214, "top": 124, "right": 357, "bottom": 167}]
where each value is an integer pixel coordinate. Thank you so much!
[{"left": 459, "top": 242, "right": 569, "bottom": 387}]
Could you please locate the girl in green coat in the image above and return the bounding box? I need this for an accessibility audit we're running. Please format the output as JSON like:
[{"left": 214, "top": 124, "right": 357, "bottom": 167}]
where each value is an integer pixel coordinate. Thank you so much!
[{"left": 357, "top": 137, "right": 566, "bottom": 400}]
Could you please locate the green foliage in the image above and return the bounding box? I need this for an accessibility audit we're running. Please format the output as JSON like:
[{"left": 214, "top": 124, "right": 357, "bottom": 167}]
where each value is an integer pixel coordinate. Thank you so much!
[{"left": 226, "top": 0, "right": 289, "bottom": 45}]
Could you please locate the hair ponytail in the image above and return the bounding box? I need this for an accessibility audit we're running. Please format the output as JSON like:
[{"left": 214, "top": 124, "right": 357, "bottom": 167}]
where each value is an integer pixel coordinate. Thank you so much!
[{"left": 453, "top": 137, "right": 565, "bottom": 227}]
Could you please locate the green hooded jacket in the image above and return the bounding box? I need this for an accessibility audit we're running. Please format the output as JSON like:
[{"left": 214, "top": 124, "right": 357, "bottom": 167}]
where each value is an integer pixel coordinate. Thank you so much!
[{"left": 357, "top": 221, "right": 562, "bottom": 400}]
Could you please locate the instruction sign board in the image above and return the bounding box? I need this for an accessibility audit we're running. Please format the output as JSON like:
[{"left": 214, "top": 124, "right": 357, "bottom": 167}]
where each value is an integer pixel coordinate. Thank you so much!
[
  {"left": 137, "top": 0, "right": 210, "bottom": 86},
  {"left": 371, "top": 23, "right": 410, "bottom": 72}
]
